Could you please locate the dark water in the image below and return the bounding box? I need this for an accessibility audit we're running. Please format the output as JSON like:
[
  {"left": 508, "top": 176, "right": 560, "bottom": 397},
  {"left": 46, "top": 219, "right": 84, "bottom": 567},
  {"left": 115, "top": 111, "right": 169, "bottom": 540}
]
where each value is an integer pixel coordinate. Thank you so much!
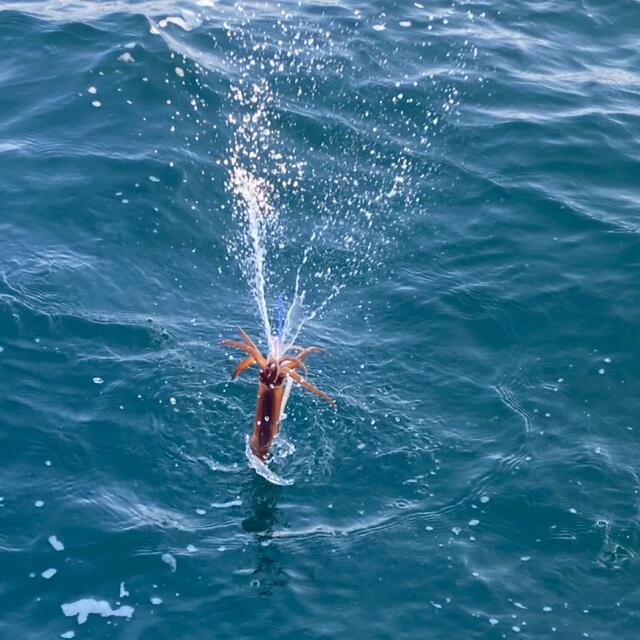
[{"left": 1, "top": 1, "right": 640, "bottom": 638}]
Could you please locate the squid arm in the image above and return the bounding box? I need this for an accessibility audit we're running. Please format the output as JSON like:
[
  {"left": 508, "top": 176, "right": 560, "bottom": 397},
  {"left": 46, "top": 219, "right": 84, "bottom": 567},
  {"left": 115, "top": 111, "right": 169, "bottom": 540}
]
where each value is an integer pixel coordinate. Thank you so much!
[
  {"left": 289, "top": 346, "right": 323, "bottom": 361},
  {"left": 237, "top": 326, "right": 260, "bottom": 351},
  {"left": 221, "top": 331, "right": 267, "bottom": 368},
  {"left": 279, "top": 356, "right": 309, "bottom": 378},
  {"left": 231, "top": 356, "right": 256, "bottom": 380},
  {"left": 287, "top": 369, "right": 335, "bottom": 407}
]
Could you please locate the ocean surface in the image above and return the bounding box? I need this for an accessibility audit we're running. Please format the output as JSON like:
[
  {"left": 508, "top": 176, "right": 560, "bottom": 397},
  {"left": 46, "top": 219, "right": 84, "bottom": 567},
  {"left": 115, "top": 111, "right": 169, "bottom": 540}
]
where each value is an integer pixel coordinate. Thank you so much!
[{"left": 1, "top": 1, "right": 639, "bottom": 638}]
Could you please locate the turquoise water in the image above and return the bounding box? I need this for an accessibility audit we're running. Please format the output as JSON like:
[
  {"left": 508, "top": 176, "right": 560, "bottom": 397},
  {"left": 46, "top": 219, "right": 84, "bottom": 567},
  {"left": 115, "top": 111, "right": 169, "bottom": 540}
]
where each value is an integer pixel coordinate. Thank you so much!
[{"left": 1, "top": 1, "right": 640, "bottom": 637}]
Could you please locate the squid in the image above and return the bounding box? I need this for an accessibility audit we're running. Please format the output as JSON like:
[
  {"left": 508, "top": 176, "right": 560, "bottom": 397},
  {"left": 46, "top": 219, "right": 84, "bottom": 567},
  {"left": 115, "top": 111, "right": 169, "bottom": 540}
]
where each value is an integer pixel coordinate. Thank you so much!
[{"left": 222, "top": 327, "right": 335, "bottom": 460}]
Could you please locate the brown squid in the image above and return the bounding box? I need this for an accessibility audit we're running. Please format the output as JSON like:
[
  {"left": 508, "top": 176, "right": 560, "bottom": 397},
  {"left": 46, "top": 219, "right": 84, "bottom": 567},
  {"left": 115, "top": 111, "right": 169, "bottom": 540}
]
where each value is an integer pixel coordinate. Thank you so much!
[{"left": 222, "top": 327, "right": 335, "bottom": 460}]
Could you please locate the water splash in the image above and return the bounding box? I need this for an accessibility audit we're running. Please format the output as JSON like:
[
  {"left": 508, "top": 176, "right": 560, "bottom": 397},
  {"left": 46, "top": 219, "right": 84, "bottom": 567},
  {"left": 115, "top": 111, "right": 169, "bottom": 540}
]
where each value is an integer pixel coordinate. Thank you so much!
[
  {"left": 226, "top": 164, "right": 276, "bottom": 343},
  {"left": 217, "top": 6, "right": 476, "bottom": 350},
  {"left": 245, "top": 436, "right": 294, "bottom": 486},
  {"left": 144, "top": 3, "right": 474, "bottom": 356},
  {"left": 223, "top": 71, "right": 415, "bottom": 352}
]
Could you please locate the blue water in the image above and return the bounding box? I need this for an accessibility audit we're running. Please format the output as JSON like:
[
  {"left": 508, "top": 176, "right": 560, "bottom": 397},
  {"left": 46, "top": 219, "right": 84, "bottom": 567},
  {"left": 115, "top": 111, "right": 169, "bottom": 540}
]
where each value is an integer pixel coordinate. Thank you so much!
[{"left": 1, "top": 1, "right": 639, "bottom": 638}]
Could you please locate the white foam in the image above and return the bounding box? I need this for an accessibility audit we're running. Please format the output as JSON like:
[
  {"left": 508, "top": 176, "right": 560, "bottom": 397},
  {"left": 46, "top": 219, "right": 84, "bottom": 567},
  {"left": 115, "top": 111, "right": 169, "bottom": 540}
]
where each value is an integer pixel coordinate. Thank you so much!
[
  {"left": 119, "top": 582, "right": 129, "bottom": 598},
  {"left": 372, "top": 24, "right": 386, "bottom": 31},
  {"left": 160, "top": 16, "right": 188, "bottom": 30},
  {"left": 42, "top": 568, "right": 57, "bottom": 579},
  {"left": 91, "top": 101, "right": 102, "bottom": 108},
  {"left": 150, "top": 596, "right": 162, "bottom": 605},
  {"left": 48, "top": 535, "right": 64, "bottom": 551},
  {"left": 118, "top": 52, "right": 135, "bottom": 63},
  {"left": 209, "top": 499, "right": 242, "bottom": 509},
  {"left": 61, "top": 632, "right": 75, "bottom": 639},
  {"left": 158, "top": 11, "right": 201, "bottom": 31},
  {"left": 61, "top": 599, "right": 134, "bottom": 624},
  {"left": 174, "top": 67, "right": 185, "bottom": 78},
  {"left": 161, "top": 553, "right": 176, "bottom": 572}
]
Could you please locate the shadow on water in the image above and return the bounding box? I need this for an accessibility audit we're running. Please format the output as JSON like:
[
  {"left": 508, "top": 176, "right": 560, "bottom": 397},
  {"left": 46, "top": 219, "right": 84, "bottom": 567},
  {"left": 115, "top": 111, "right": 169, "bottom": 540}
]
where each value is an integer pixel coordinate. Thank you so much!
[{"left": 241, "top": 473, "right": 288, "bottom": 596}]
